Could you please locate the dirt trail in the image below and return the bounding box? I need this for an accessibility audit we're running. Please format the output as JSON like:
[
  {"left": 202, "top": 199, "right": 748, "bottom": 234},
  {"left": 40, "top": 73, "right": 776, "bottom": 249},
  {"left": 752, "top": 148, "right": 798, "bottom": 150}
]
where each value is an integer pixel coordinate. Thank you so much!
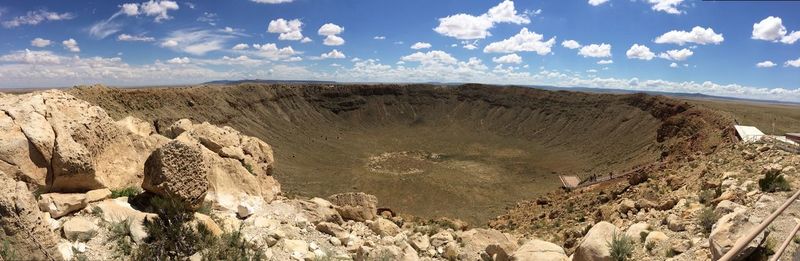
[{"left": 69, "top": 83, "right": 735, "bottom": 224}]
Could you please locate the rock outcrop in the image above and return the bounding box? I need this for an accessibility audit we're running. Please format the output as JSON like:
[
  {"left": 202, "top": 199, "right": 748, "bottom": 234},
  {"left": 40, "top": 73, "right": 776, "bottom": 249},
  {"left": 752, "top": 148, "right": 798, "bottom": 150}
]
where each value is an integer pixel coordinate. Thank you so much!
[
  {"left": 328, "top": 192, "right": 378, "bottom": 222},
  {"left": 142, "top": 140, "right": 209, "bottom": 210},
  {"left": 511, "top": 239, "right": 569, "bottom": 261},
  {"left": 709, "top": 207, "right": 767, "bottom": 260},
  {"left": 573, "top": 221, "right": 619, "bottom": 261},
  {"left": 0, "top": 172, "right": 64, "bottom": 261}
]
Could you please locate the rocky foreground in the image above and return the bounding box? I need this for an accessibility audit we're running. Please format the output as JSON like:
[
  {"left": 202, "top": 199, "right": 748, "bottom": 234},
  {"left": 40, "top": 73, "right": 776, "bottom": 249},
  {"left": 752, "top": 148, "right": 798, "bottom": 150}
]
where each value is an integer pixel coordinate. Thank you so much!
[{"left": 0, "top": 89, "right": 797, "bottom": 261}]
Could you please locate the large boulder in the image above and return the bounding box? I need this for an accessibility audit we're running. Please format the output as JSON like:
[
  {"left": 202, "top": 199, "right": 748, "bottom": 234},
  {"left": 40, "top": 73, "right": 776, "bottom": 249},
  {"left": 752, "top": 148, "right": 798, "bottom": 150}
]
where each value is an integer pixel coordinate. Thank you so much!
[
  {"left": 142, "top": 140, "right": 209, "bottom": 210},
  {"left": 458, "top": 228, "right": 519, "bottom": 261},
  {"left": 171, "top": 120, "right": 280, "bottom": 213},
  {"left": 511, "top": 239, "right": 568, "bottom": 261},
  {"left": 37, "top": 193, "right": 88, "bottom": 218},
  {"left": 327, "top": 192, "right": 378, "bottom": 222},
  {"left": 0, "top": 172, "right": 65, "bottom": 260},
  {"left": 709, "top": 207, "right": 767, "bottom": 260},
  {"left": 62, "top": 217, "right": 98, "bottom": 241},
  {"left": 94, "top": 198, "right": 158, "bottom": 243},
  {"left": 0, "top": 90, "right": 166, "bottom": 191},
  {"left": 573, "top": 221, "right": 620, "bottom": 261},
  {"left": 368, "top": 218, "right": 401, "bottom": 237},
  {"left": 291, "top": 197, "right": 343, "bottom": 224}
]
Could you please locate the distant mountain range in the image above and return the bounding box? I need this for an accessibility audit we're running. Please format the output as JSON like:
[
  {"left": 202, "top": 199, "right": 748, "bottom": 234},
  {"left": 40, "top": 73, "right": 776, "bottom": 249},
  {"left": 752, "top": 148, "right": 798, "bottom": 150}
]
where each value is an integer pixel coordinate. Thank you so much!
[{"left": 202, "top": 79, "right": 800, "bottom": 105}]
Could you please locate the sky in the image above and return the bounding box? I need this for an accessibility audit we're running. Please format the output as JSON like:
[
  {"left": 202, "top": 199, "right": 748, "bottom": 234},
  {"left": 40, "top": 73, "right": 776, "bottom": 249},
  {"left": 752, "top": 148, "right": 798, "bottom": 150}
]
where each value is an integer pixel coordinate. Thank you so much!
[{"left": 0, "top": 0, "right": 799, "bottom": 101}]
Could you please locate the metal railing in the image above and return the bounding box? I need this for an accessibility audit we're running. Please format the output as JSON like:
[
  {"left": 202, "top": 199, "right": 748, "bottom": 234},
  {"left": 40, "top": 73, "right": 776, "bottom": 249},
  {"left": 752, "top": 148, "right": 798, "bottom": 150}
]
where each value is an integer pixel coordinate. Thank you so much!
[{"left": 718, "top": 189, "right": 800, "bottom": 261}]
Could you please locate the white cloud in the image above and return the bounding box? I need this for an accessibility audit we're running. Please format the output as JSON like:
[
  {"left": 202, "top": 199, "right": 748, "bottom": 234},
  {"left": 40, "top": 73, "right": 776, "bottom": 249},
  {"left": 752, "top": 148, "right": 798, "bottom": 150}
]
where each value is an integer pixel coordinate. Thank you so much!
[
  {"left": 648, "top": 0, "right": 684, "bottom": 15},
  {"left": 669, "top": 62, "right": 678, "bottom": 68},
  {"left": 411, "top": 42, "right": 432, "bottom": 50},
  {"left": 160, "top": 28, "right": 237, "bottom": 56},
  {"left": 251, "top": 0, "right": 294, "bottom": 3},
  {"left": 483, "top": 28, "right": 556, "bottom": 55},
  {"left": 0, "top": 49, "right": 62, "bottom": 64},
  {"left": 140, "top": 0, "right": 180, "bottom": 22},
  {"left": 167, "top": 57, "right": 191, "bottom": 64},
  {"left": 2, "top": 9, "right": 75, "bottom": 28},
  {"left": 401, "top": 50, "right": 458, "bottom": 65},
  {"left": 285, "top": 56, "right": 302, "bottom": 62},
  {"left": 121, "top": 3, "right": 139, "bottom": 16},
  {"left": 318, "top": 23, "right": 344, "bottom": 36},
  {"left": 463, "top": 44, "right": 478, "bottom": 50},
  {"left": 89, "top": 19, "right": 122, "bottom": 39},
  {"left": 268, "top": 18, "right": 304, "bottom": 41},
  {"left": 561, "top": 40, "right": 581, "bottom": 49},
  {"left": 117, "top": 34, "right": 155, "bottom": 42},
  {"left": 301, "top": 37, "right": 312, "bottom": 43},
  {"left": 625, "top": 44, "right": 655, "bottom": 60},
  {"left": 30, "top": 38, "right": 51, "bottom": 47},
  {"left": 658, "top": 48, "right": 693, "bottom": 61},
  {"left": 588, "top": 0, "right": 610, "bottom": 6},
  {"left": 249, "top": 43, "right": 297, "bottom": 60},
  {"left": 320, "top": 49, "right": 346, "bottom": 59},
  {"left": 578, "top": 43, "right": 612, "bottom": 58},
  {"left": 597, "top": 59, "right": 613, "bottom": 64},
  {"left": 756, "top": 61, "right": 776, "bottom": 68},
  {"left": 232, "top": 43, "right": 249, "bottom": 50},
  {"left": 492, "top": 53, "right": 522, "bottom": 64},
  {"left": 434, "top": 0, "right": 529, "bottom": 40},
  {"left": 318, "top": 23, "right": 345, "bottom": 46},
  {"left": 323, "top": 35, "right": 345, "bottom": 46},
  {"left": 196, "top": 12, "right": 218, "bottom": 26},
  {"left": 786, "top": 58, "right": 800, "bottom": 68},
  {"left": 752, "top": 16, "right": 800, "bottom": 44},
  {"left": 373, "top": 36, "right": 386, "bottom": 40},
  {"left": 62, "top": 39, "right": 80, "bottom": 52},
  {"left": 654, "top": 26, "right": 724, "bottom": 45}
]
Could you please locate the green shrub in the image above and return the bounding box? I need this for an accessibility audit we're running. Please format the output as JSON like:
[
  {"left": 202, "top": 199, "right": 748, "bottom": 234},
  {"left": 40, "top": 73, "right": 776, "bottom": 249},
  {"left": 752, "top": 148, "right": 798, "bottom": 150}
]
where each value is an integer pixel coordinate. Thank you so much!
[
  {"left": 107, "top": 221, "right": 133, "bottom": 258},
  {"left": 111, "top": 187, "right": 142, "bottom": 198},
  {"left": 698, "top": 189, "right": 717, "bottom": 206},
  {"left": 244, "top": 164, "right": 254, "bottom": 175},
  {"left": 759, "top": 169, "right": 791, "bottom": 192},
  {"left": 198, "top": 225, "right": 264, "bottom": 261},
  {"left": 1, "top": 239, "right": 17, "bottom": 261},
  {"left": 698, "top": 207, "right": 716, "bottom": 234},
  {"left": 607, "top": 232, "right": 634, "bottom": 261}
]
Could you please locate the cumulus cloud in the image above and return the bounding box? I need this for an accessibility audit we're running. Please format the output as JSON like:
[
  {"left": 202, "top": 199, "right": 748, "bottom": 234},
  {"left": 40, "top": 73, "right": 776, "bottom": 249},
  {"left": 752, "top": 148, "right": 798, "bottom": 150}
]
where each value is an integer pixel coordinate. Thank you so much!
[
  {"left": 0, "top": 49, "right": 62, "bottom": 64},
  {"left": 2, "top": 9, "right": 75, "bottom": 28},
  {"left": 249, "top": 43, "right": 297, "bottom": 60},
  {"left": 669, "top": 62, "right": 678, "bottom": 68},
  {"left": 318, "top": 23, "right": 345, "bottom": 46},
  {"left": 160, "top": 28, "right": 238, "bottom": 56},
  {"left": 301, "top": 37, "right": 312, "bottom": 43},
  {"left": 401, "top": 50, "right": 458, "bottom": 65},
  {"left": 483, "top": 28, "right": 556, "bottom": 55},
  {"left": 756, "top": 61, "right": 776, "bottom": 68},
  {"left": 117, "top": 34, "right": 155, "bottom": 42},
  {"left": 167, "top": 57, "right": 191, "bottom": 64},
  {"left": 626, "top": 44, "right": 655, "bottom": 60},
  {"left": 90, "top": 1, "right": 178, "bottom": 39},
  {"left": 268, "top": 18, "right": 304, "bottom": 41},
  {"left": 492, "top": 53, "right": 522, "bottom": 64},
  {"left": 320, "top": 49, "right": 346, "bottom": 59},
  {"left": 121, "top": 3, "right": 140, "bottom": 16},
  {"left": 658, "top": 48, "right": 693, "bottom": 61},
  {"left": 752, "top": 16, "right": 800, "bottom": 44},
  {"left": 648, "top": 0, "right": 684, "bottom": 15},
  {"left": 578, "top": 43, "right": 612, "bottom": 58},
  {"left": 654, "top": 26, "right": 724, "bottom": 45},
  {"left": 373, "top": 36, "right": 386, "bottom": 40},
  {"left": 30, "top": 38, "right": 52, "bottom": 48},
  {"left": 588, "top": 0, "right": 610, "bottom": 6},
  {"left": 434, "top": 0, "right": 529, "bottom": 40},
  {"left": 232, "top": 43, "right": 249, "bottom": 50},
  {"left": 139, "top": 1, "right": 180, "bottom": 22},
  {"left": 597, "top": 60, "right": 613, "bottom": 64},
  {"left": 561, "top": 40, "right": 581, "bottom": 49},
  {"left": 786, "top": 58, "right": 800, "bottom": 68},
  {"left": 62, "top": 39, "right": 80, "bottom": 52},
  {"left": 411, "top": 42, "right": 432, "bottom": 50}
]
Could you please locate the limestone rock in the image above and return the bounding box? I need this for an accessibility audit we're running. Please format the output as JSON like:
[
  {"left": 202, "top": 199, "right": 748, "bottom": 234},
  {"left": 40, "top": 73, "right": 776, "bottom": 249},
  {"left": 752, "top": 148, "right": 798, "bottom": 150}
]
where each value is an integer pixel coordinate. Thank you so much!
[
  {"left": 62, "top": 217, "right": 98, "bottom": 241},
  {"left": 666, "top": 214, "right": 685, "bottom": 232},
  {"left": 618, "top": 199, "right": 635, "bottom": 214},
  {"left": 573, "top": 221, "right": 619, "bottom": 261},
  {"left": 709, "top": 208, "right": 767, "bottom": 260},
  {"left": 369, "top": 218, "right": 401, "bottom": 237},
  {"left": 38, "top": 193, "right": 88, "bottom": 219},
  {"left": 328, "top": 192, "right": 378, "bottom": 222},
  {"left": 316, "top": 221, "right": 349, "bottom": 240},
  {"left": 511, "top": 239, "right": 568, "bottom": 261},
  {"left": 194, "top": 213, "right": 223, "bottom": 237},
  {"left": 142, "top": 140, "right": 209, "bottom": 210},
  {"left": 409, "top": 234, "right": 431, "bottom": 252},
  {"left": 94, "top": 198, "right": 158, "bottom": 243},
  {"left": 645, "top": 231, "right": 668, "bottom": 249},
  {"left": 85, "top": 188, "right": 112, "bottom": 203},
  {"left": 625, "top": 222, "right": 650, "bottom": 243},
  {"left": 458, "top": 228, "right": 519, "bottom": 261},
  {"left": 0, "top": 175, "right": 65, "bottom": 261},
  {"left": 714, "top": 200, "right": 743, "bottom": 217},
  {"left": 430, "top": 231, "right": 454, "bottom": 248},
  {"left": 291, "top": 197, "right": 343, "bottom": 224}
]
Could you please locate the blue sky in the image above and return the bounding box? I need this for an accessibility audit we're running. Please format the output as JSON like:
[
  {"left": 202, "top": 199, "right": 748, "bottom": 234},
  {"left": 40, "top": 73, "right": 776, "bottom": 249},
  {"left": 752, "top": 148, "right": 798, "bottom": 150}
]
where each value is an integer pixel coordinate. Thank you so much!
[{"left": 0, "top": 0, "right": 799, "bottom": 101}]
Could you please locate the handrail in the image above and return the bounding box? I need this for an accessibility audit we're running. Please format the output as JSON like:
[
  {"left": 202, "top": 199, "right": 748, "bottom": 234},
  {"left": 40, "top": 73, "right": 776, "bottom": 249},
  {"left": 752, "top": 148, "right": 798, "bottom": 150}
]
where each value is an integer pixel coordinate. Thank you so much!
[
  {"left": 718, "top": 189, "right": 800, "bottom": 261},
  {"left": 769, "top": 219, "right": 800, "bottom": 261}
]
